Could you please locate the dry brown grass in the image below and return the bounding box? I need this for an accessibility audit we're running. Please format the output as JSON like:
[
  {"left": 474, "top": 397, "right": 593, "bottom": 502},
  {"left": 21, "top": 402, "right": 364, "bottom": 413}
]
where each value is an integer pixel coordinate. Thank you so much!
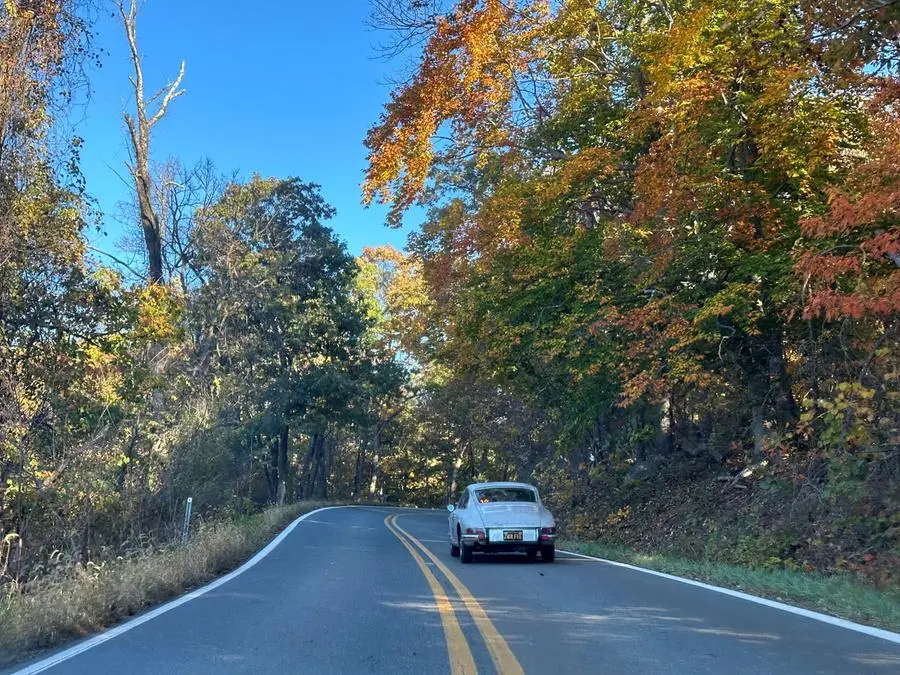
[{"left": 0, "top": 501, "right": 330, "bottom": 666}]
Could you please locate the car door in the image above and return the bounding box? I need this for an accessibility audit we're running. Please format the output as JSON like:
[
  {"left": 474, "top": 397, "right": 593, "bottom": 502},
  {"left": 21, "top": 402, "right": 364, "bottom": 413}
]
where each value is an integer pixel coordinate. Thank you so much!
[{"left": 449, "top": 488, "right": 468, "bottom": 542}]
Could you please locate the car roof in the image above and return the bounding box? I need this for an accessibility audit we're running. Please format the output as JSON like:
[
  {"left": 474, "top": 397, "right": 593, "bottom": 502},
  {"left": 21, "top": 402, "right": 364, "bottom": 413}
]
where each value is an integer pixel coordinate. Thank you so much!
[{"left": 467, "top": 481, "right": 537, "bottom": 491}]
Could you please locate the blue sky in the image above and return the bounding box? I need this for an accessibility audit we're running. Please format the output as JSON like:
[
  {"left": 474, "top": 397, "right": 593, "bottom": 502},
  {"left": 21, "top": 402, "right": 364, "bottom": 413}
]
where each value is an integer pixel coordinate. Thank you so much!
[{"left": 78, "top": 0, "right": 419, "bottom": 259}]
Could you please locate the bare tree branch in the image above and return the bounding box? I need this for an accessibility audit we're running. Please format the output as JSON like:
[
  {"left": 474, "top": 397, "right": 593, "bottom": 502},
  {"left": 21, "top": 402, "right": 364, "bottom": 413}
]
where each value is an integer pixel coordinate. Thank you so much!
[
  {"left": 87, "top": 245, "right": 147, "bottom": 281},
  {"left": 148, "top": 60, "right": 185, "bottom": 128},
  {"left": 116, "top": 0, "right": 186, "bottom": 283},
  {"left": 811, "top": 0, "right": 900, "bottom": 40}
]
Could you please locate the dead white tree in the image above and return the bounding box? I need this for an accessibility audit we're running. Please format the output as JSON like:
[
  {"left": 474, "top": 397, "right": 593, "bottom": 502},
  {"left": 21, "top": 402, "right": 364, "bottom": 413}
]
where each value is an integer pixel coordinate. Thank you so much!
[{"left": 118, "top": 0, "right": 185, "bottom": 284}]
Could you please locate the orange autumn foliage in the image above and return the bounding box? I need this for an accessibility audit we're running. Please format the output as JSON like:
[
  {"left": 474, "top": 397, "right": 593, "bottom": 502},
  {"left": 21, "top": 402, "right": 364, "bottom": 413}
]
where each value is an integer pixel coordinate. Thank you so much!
[
  {"left": 364, "top": 0, "right": 550, "bottom": 225},
  {"left": 798, "top": 80, "right": 900, "bottom": 321}
]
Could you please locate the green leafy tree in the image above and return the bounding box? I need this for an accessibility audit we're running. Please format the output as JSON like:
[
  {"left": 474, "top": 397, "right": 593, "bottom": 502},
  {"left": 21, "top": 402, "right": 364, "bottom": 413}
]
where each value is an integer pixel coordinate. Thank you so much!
[{"left": 189, "top": 177, "right": 400, "bottom": 502}]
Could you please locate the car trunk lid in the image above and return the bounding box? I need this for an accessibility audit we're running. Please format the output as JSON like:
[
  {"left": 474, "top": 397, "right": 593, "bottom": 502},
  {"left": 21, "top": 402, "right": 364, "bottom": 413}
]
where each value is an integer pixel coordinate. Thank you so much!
[{"left": 478, "top": 503, "right": 541, "bottom": 527}]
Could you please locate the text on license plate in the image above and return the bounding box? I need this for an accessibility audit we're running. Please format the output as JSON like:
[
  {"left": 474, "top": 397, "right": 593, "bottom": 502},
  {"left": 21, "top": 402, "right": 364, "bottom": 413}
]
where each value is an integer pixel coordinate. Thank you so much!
[{"left": 503, "top": 530, "right": 523, "bottom": 541}]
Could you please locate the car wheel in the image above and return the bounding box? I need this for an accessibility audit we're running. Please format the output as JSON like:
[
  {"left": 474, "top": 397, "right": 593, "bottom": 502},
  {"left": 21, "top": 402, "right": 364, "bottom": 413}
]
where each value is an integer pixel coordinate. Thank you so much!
[
  {"left": 526, "top": 547, "right": 538, "bottom": 561},
  {"left": 460, "top": 543, "right": 473, "bottom": 564},
  {"left": 450, "top": 541, "right": 460, "bottom": 557},
  {"left": 541, "top": 545, "right": 555, "bottom": 563}
]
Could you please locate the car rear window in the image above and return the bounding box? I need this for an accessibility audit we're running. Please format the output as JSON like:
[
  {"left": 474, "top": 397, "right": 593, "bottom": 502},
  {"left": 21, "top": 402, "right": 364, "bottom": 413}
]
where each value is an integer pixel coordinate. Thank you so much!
[{"left": 475, "top": 488, "right": 537, "bottom": 504}]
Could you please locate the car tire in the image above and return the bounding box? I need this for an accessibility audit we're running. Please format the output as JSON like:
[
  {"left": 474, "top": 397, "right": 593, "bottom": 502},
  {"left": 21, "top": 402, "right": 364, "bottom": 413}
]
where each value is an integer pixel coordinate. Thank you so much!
[
  {"left": 460, "top": 543, "right": 473, "bottom": 564},
  {"left": 451, "top": 541, "right": 460, "bottom": 557},
  {"left": 541, "top": 545, "right": 555, "bottom": 563}
]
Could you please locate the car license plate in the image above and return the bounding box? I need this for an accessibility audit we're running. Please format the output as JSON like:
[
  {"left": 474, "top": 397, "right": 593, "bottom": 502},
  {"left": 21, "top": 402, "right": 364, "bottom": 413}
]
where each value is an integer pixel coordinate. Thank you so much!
[{"left": 503, "top": 530, "right": 523, "bottom": 541}]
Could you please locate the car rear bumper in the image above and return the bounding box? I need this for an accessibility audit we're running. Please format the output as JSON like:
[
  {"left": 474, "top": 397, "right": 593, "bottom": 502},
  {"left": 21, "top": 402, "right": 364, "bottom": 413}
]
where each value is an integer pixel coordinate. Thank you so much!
[
  {"left": 460, "top": 528, "right": 555, "bottom": 548},
  {"left": 464, "top": 542, "right": 543, "bottom": 553}
]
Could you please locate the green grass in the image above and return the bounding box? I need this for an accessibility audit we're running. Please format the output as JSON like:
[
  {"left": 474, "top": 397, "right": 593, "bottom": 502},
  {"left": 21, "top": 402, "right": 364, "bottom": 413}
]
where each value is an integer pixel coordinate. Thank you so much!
[
  {"left": 559, "top": 539, "right": 900, "bottom": 633},
  {"left": 0, "top": 501, "right": 330, "bottom": 666}
]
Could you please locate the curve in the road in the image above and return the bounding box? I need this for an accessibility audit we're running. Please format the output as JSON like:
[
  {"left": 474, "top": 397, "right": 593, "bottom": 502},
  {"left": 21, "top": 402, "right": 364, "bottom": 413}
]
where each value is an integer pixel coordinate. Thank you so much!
[
  {"left": 10, "top": 506, "right": 345, "bottom": 675},
  {"left": 7, "top": 505, "right": 900, "bottom": 675}
]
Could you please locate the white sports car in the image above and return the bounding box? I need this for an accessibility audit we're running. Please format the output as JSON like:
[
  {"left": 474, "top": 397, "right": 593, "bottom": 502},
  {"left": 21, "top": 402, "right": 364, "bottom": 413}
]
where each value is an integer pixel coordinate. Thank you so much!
[{"left": 447, "top": 481, "right": 557, "bottom": 563}]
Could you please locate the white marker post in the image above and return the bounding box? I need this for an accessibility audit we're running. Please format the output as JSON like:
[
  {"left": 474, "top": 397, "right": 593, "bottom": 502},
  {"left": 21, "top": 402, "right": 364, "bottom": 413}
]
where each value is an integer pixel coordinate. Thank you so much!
[{"left": 181, "top": 496, "right": 193, "bottom": 545}]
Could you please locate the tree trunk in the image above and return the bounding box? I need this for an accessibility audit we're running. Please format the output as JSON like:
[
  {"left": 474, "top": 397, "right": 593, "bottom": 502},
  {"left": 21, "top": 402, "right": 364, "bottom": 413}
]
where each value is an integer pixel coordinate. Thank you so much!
[
  {"left": 747, "top": 325, "right": 798, "bottom": 460},
  {"left": 137, "top": 177, "right": 164, "bottom": 283},
  {"left": 447, "top": 444, "right": 465, "bottom": 504},
  {"left": 276, "top": 424, "right": 289, "bottom": 506},
  {"left": 118, "top": 0, "right": 184, "bottom": 284},
  {"left": 770, "top": 334, "right": 799, "bottom": 424},
  {"left": 298, "top": 437, "right": 314, "bottom": 500},
  {"left": 479, "top": 446, "right": 489, "bottom": 478},
  {"left": 368, "top": 425, "right": 382, "bottom": 499},
  {"left": 303, "top": 431, "right": 326, "bottom": 499},
  {"left": 316, "top": 431, "right": 332, "bottom": 499},
  {"left": 354, "top": 440, "right": 365, "bottom": 502},
  {"left": 266, "top": 437, "right": 279, "bottom": 504}
]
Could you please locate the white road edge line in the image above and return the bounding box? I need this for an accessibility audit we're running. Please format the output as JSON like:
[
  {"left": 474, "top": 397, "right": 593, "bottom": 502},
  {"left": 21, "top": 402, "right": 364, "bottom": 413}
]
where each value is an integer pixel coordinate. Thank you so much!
[
  {"left": 11, "top": 506, "right": 345, "bottom": 675},
  {"left": 558, "top": 548, "right": 900, "bottom": 645}
]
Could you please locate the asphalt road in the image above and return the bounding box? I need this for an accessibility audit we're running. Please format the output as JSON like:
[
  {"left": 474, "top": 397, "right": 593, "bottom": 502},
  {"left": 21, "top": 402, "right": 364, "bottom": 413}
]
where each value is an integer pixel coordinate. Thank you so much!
[{"left": 8, "top": 506, "right": 900, "bottom": 674}]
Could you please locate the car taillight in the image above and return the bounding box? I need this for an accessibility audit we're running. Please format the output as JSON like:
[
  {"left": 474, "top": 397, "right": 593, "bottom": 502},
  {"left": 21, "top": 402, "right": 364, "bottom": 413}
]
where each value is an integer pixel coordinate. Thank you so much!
[
  {"left": 466, "top": 527, "right": 486, "bottom": 540},
  {"left": 540, "top": 527, "right": 556, "bottom": 540}
]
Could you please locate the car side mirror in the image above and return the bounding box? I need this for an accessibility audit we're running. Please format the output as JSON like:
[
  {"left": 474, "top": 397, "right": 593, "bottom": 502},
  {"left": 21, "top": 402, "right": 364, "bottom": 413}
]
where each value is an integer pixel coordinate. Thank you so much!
[{"left": 447, "top": 504, "right": 455, "bottom": 512}]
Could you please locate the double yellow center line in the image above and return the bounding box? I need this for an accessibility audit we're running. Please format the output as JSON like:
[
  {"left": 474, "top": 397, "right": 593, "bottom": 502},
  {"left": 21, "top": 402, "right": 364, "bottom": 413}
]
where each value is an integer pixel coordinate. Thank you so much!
[{"left": 384, "top": 513, "right": 525, "bottom": 675}]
